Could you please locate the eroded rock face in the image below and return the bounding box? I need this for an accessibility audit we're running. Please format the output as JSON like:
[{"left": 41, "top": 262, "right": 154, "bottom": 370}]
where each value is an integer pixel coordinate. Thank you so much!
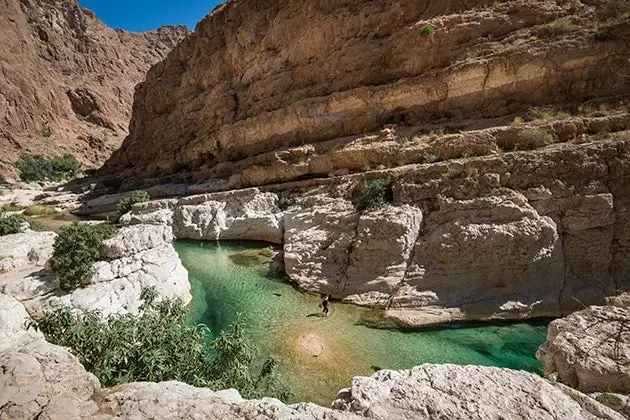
[
  {"left": 0, "top": 230, "right": 56, "bottom": 272},
  {"left": 173, "top": 188, "right": 283, "bottom": 243},
  {"left": 537, "top": 306, "right": 630, "bottom": 394},
  {"left": 0, "top": 0, "right": 189, "bottom": 176},
  {"left": 101, "top": 0, "right": 630, "bottom": 188},
  {"left": 0, "top": 225, "right": 190, "bottom": 319},
  {"left": 332, "top": 364, "right": 624, "bottom": 420},
  {"left": 107, "top": 136, "right": 630, "bottom": 325},
  {"left": 391, "top": 191, "right": 564, "bottom": 319}
]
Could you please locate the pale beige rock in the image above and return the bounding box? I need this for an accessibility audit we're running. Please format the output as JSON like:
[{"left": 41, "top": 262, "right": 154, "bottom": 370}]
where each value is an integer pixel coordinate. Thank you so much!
[
  {"left": 0, "top": 332, "right": 101, "bottom": 420},
  {"left": 1, "top": 225, "right": 190, "bottom": 319},
  {"left": 537, "top": 306, "right": 630, "bottom": 394},
  {"left": 173, "top": 188, "right": 283, "bottom": 243},
  {"left": 391, "top": 192, "right": 564, "bottom": 321},
  {"left": 332, "top": 364, "right": 624, "bottom": 420},
  {"left": 343, "top": 205, "right": 422, "bottom": 307},
  {"left": 0, "top": 231, "right": 57, "bottom": 272},
  {"left": 284, "top": 197, "right": 358, "bottom": 295}
]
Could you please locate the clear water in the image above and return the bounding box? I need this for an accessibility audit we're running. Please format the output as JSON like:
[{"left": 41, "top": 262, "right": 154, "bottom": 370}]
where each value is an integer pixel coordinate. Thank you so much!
[{"left": 175, "top": 240, "right": 549, "bottom": 406}]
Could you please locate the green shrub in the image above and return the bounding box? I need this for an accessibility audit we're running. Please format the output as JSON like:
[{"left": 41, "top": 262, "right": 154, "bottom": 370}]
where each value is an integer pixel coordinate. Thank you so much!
[
  {"left": 32, "top": 297, "right": 291, "bottom": 401},
  {"left": 116, "top": 190, "right": 151, "bottom": 219},
  {"left": 14, "top": 154, "right": 80, "bottom": 182},
  {"left": 356, "top": 179, "right": 393, "bottom": 211},
  {"left": 419, "top": 24, "right": 436, "bottom": 38},
  {"left": 277, "top": 196, "right": 296, "bottom": 211},
  {"left": 512, "top": 116, "right": 524, "bottom": 126},
  {"left": 0, "top": 214, "right": 28, "bottom": 236},
  {"left": 0, "top": 203, "right": 25, "bottom": 212},
  {"left": 548, "top": 17, "right": 576, "bottom": 35},
  {"left": 528, "top": 106, "right": 571, "bottom": 122},
  {"left": 0, "top": 175, "right": 5, "bottom": 185},
  {"left": 51, "top": 222, "right": 118, "bottom": 291},
  {"left": 515, "top": 129, "right": 555, "bottom": 150},
  {"left": 259, "top": 247, "right": 274, "bottom": 258},
  {"left": 594, "top": 30, "right": 613, "bottom": 41},
  {"left": 23, "top": 204, "right": 58, "bottom": 217}
]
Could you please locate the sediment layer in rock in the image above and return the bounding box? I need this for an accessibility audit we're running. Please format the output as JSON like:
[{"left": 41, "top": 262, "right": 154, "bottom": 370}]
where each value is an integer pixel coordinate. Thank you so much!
[{"left": 101, "top": 0, "right": 630, "bottom": 188}]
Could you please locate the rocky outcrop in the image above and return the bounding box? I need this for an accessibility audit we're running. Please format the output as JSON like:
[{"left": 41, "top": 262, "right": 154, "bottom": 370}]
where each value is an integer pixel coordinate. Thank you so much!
[
  {"left": 107, "top": 133, "right": 630, "bottom": 325},
  {"left": 0, "top": 230, "right": 56, "bottom": 272},
  {"left": 537, "top": 305, "right": 630, "bottom": 394},
  {"left": 173, "top": 189, "right": 283, "bottom": 243},
  {"left": 101, "top": 0, "right": 630, "bottom": 188},
  {"left": 284, "top": 199, "right": 423, "bottom": 307},
  {"left": 332, "top": 364, "right": 624, "bottom": 420},
  {"left": 0, "top": 0, "right": 188, "bottom": 177},
  {"left": 0, "top": 225, "right": 190, "bottom": 319}
]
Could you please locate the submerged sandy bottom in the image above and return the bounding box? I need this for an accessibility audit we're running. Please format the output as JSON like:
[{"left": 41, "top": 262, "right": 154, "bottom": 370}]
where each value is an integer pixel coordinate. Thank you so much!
[{"left": 175, "top": 240, "right": 548, "bottom": 406}]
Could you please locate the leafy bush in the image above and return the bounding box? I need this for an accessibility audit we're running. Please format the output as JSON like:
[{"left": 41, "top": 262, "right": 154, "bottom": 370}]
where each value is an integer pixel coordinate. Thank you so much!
[
  {"left": 277, "top": 196, "right": 296, "bottom": 211},
  {"left": 14, "top": 154, "right": 80, "bottom": 182},
  {"left": 23, "top": 204, "right": 58, "bottom": 217},
  {"left": 116, "top": 190, "right": 151, "bottom": 219},
  {"left": 33, "top": 297, "right": 291, "bottom": 400},
  {"left": 0, "top": 203, "right": 24, "bottom": 212},
  {"left": 512, "top": 116, "right": 524, "bottom": 126},
  {"left": 0, "top": 214, "right": 28, "bottom": 236},
  {"left": 259, "top": 247, "right": 274, "bottom": 258},
  {"left": 528, "top": 106, "right": 571, "bottom": 122},
  {"left": 515, "top": 129, "right": 555, "bottom": 150},
  {"left": 548, "top": 17, "right": 575, "bottom": 35},
  {"left": 419, "top": 24, "right": 436, "bottom": 38},
  {"left": 51, "top": 222, "right": 118, "bottom": 291},
  {"left": 356, "top": 179, "right": 393, "bottom": 211},
  {"left": 594, "top": 30, "right": 613, "bottom": 41}
]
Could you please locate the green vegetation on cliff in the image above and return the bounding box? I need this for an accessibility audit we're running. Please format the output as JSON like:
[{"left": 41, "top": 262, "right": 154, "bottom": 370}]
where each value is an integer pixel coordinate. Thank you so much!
[
  {"left": 51, "top": 222, "right": 118, "bottom": 291},
  {"left": 356, "top": 179, "right": 393, "bottom": 211},
  {"left": 0, "top": 214, "right": 28, "bottom": 236},
  {"left": 33, "top": 290, "right": 291, "bottom": 401},
  {"left": 116, "top": 190, "right": 151, "bottom": 219},
  {"left": 14, "top": 154, "right": 80, "bottom": 182}
]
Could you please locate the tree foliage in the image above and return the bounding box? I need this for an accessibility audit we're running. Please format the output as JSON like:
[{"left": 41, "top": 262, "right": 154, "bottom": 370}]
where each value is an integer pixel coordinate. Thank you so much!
[
  {"left": 14, "top": 154, "right": 80, "bottom": 182},
  {"left": 0, "top": 214, "right": 28, "bottom": 236},
  {"left": 116, "top": 190, "right": 151, "bottom": 219},
  {"left": 33, "top": 294, "right": 291, "bottom": 401},
  {"left": 51, "top": 222, "right": 118, "bottom": 291}
]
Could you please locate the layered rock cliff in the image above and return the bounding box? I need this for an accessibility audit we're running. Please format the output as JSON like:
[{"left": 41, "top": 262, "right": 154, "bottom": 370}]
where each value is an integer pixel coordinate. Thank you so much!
[
  {"left": 0, "top": 0, "right": 188, "bottom": 177},
  {"left": 102, "top": 0, "right": 630, "bottom": 187}
]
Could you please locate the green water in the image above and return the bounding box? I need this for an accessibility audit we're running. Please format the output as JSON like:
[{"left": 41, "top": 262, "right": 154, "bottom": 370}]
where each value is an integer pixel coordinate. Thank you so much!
[
  {"left": 28, "top": 213, "right": 89, "bottom": 233},
  {"left": 175, "top": 240, "right": 548, "bottom": 406}
]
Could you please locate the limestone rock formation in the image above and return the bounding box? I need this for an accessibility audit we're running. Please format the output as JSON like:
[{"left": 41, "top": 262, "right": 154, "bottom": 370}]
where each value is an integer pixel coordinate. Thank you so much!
[
  {"left": 172, "top": 189, "right": 283, "bottom": 243},
  {"left": 332, "top": 364, "right": 624, "bottom": 420},
  {"left": 0, "top": 230, "right": 56, "bottom": 272},
  {"left": 0, "top": 0, "right": 189, "bottom": 177},
  {"left": 106, "top": 136, "right": 630, "bottom": 324},
  {"left": 101, "top": 0, "right": 630, "bottom": 188},
  {"left": 0, "top": 225, "right": 190, "bottom": 319},
  {"left": 537, "top": 305, "right": 630, "bottom": 394}
]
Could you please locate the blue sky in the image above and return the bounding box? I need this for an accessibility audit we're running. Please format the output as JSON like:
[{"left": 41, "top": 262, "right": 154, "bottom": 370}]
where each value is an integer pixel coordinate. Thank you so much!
[{"left": 78, "top": 0, "right": 223, "bottom": 32}]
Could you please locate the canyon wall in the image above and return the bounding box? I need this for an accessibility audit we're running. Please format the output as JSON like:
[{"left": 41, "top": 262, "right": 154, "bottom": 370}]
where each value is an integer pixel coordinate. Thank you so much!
[
  {"left": 107, "top": 131, "right": 629, "bottom": 325},
  {"left": 101, "top": 0, "right": 630, "bottom": 188},
  {"left": 0, "top": 0, "right": 188, "bottom": 177}
]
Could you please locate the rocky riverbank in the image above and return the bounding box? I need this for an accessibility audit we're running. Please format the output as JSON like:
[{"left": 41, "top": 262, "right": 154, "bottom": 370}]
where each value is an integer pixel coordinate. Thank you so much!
[
  {"left": 1, "top": 288, "right": 626, "bottom": 419},
  {"left": 75, "top": 135, "right": 630, "bottom": 327}
]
